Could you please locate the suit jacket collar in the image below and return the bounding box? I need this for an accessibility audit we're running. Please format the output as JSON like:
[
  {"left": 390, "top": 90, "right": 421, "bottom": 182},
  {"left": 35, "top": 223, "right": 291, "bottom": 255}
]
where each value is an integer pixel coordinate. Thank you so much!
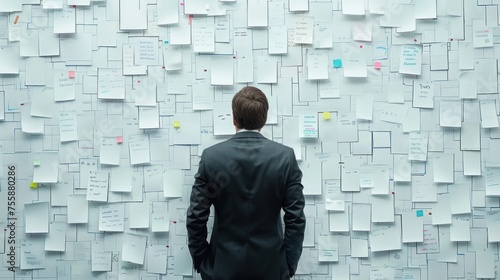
[{"left": 230, "top": 131, "right": 265, "bottom": 140}]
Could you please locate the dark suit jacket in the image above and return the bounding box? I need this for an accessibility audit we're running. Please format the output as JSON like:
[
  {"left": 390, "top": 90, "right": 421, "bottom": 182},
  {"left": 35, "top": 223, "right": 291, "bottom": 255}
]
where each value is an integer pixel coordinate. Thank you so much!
[{"left": 186, "top": 131, "right": 306, "bottom": 280}]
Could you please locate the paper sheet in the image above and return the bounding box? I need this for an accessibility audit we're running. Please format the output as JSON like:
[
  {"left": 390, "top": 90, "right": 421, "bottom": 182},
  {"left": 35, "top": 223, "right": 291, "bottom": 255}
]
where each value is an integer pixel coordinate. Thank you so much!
[
  {"left": 20, "top": 238, "right": 45, "bottom": 269},
  {"left": 461, "top": 122, "right": 480, "bottom": 150},
  {"left": 91, "top": 241, "right": 112, "bottom": 272},
  {"left": 99, "top": 203, "right": 124, "bottom": 232},
  {"left": 163, "top": 169, "right": 183, "bottom": 198},
  {"left": 408, "top": 132, "right": 428, "bottom": 161},
  {"left": 402, "top": 211, "right": 424, "bottom": 242},
  {"left": 59, "top": 111, "right": 78, "bottom": 142},
  {"left": 247, "top": 0, "right": 268, "bottom": 27},
  {"left": 129, "top": 203, "right": 150, "bottom": 228},
  {"left": 87, "top": 171, "right": 109, "bottom": 202},
  {"left": 98, "top": 68, "right": 125, "bottom": 99},
  {"left": 412, "top": 81, "right": 434, "bottom": 108},
  {"left": 129, "top": 134, "right": 151, "bottom": 165},
  {"left": 399, "top": 45, "right": 422, "bottom": 75},
  {"left": 32, "top": 151, "right": 59, "bottom": 183},
  {"left": 370, "top": 216, "right": 401, "bottom": 252},
  {"left": 24, "top": 202, "right": 49, "bottom": 233},
  {"left": 147, "top": 244, "right": 168, "bottom": 274},
  {"left": 317, "top": 231, "right": 338, "bottom": 262},
  {"left": 152, "top": 202, "right": 170, "bottom": 232},
  {"left": 67, "top": 195, "right": 89, "bottom": 223},
  {"left": 213, "top": 101, "right": 234, "bottom": 136},
  {"left": 122, "top": 234, "right": 147, "bottom": 265},
  {"left": 45, "top": 221, "right": 66, "bottom": 251}
]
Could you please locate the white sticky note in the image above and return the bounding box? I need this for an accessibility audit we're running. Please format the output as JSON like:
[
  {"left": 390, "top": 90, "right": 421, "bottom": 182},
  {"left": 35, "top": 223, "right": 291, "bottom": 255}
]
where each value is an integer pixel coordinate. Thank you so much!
[
  {"left": 24, "top": 202, "right": 49, "bottom": 233},
  {"left": 67, "top": 195, "right": 89, "bottom": 224},
  {"left": 122, "top": 234, "right": 147, "bottom": 265},
  {"left": 45, "top": 221, "right": 66, "bottom": 251}
]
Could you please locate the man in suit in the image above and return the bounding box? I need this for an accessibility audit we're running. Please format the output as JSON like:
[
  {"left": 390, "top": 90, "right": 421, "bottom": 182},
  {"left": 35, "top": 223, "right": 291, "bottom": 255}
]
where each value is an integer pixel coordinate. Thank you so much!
[{"left": 186, "top": 86, "right": 306, "bottom": 280}]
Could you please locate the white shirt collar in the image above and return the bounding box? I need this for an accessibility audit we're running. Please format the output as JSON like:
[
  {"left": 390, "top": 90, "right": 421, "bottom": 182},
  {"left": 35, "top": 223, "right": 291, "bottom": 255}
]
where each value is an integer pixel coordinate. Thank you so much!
[{"left": 237, "top": 128, "right": 260, "bottom": 133}]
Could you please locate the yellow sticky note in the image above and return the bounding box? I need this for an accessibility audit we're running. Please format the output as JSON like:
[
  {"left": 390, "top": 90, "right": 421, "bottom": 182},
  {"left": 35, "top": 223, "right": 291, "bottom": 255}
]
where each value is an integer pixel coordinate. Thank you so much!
[
  {"left": 322, "top": 112, "right": 331, "bottom": 120},
  {"left": 30, "top": 182, "right": 38, "bottom": 189},
  {"left": 173, "top": 120, "right": 181, "bottom": 128}
]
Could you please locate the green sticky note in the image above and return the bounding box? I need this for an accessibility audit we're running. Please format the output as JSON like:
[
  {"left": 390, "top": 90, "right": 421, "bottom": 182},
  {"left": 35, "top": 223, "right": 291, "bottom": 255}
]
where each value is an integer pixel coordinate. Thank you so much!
[
  {"left": 416, "top": 210, "right": 424, "bottom": 217},
  {"left": 333, "top": 59, "right": 342, "bottom": 68},
  {"left": 33, "top": 159, "right": 41, "bottom": 166}
]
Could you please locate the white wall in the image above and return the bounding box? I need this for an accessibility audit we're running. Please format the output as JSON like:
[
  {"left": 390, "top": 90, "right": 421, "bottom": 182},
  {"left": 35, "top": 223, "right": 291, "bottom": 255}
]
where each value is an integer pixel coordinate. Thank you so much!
[{"left": 0, "top": 0, "right": 499, "bottom": 279}]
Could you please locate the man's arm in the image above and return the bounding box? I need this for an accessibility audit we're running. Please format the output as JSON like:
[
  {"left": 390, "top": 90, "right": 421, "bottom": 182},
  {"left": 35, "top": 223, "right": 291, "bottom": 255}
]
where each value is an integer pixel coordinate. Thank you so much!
[
  {"left": 186, "top": 152, "right": 212, "bottom": 272},
  {"left": 282, "top": 150, "right": 306, "bottom": 277}
]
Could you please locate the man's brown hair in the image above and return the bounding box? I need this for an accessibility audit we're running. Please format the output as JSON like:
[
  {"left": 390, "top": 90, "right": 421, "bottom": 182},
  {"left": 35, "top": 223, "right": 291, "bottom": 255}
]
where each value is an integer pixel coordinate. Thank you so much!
[{"left": 232, "top": 86, "right": 269, "bottom": 130}]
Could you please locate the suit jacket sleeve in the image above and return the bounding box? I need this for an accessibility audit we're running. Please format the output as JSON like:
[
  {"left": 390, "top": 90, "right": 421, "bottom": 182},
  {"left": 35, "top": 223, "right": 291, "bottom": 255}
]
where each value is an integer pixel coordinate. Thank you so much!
[
  {"left": 186, "top": 151, "right": 212, "bottom": 272},
  {"left": 282, "top": 149, "right": 306, "bottom": 276}
]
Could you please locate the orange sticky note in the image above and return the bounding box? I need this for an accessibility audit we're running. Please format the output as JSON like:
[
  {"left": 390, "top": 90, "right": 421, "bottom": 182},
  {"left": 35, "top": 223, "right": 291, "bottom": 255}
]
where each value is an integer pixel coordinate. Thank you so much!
[
  {"left": 322, "top": 112, "right": 331, "bottom": 120},
  {"left": 30, "top": 182, "right": 38, "bottom": 189},
  {"left": 374, "top": 61, "right": 382, "bottom": 70},
  {"left": 116, "top": 136, "right": 123, "bottom": 143},
  {"left": 173, "top": 120, "right": 181, "bottom": 128},
  {"left": 68, "top": 71, "right": 75, "bottom": 78},
  {"left": 14, "top": 15, "right": 19, "bottom": 25}
]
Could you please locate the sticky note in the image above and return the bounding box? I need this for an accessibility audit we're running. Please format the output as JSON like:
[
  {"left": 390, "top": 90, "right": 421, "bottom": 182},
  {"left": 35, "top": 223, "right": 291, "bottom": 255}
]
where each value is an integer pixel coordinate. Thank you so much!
[
  {"left": 164, "top": 40, "right": 169, "bottom": 44},
  {"left": 116, "top": 136, "right": 123, "bottom": 144},
  {"left": 14, "top": 15, "right": 19, "bottom": 25},
  {"left": 68, "top": 71, "right": 75, "bottom": 78},
  {"left": 374, "top": 61, "right": 382, "bottom": 70},
  {"left": 173, "top": 121, "right": 181, "bottom": 128},
  {"left": 333, "top": 59, "right": 342, "bottom": 68},
  {"left": 33, "top": 159, "right": 41, "bottom": 166},
  {"left": 30, "top": 182, "right": 38, "bottom": 189},
  {"left": 322, "top": 112, "right": 331, "bottom": 120},
  {"left": 416, "top": 210, "right": 424, "bottom": 217}
]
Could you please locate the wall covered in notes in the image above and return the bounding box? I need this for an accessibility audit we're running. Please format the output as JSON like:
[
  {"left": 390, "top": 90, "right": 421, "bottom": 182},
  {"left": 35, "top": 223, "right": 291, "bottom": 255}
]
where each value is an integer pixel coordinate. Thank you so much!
[{"left": 0, "top": 0, "right": 499, "bottom": 279}]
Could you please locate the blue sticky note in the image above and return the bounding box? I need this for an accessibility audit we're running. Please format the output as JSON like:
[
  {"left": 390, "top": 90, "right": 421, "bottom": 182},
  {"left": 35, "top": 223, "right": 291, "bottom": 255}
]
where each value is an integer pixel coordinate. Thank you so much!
[
  {"left": 416, "top": 210, "right": 424, "bottom": 217},
  {"left": 333, "top": 59, "right": 342, "bottom": 68}
]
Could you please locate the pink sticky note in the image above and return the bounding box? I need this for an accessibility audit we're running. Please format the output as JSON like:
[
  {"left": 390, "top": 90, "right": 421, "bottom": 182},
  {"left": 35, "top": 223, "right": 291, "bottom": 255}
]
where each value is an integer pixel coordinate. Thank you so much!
[
  {"left": 68, "top": 71, "right": 76, "bottom": 78},
  {"left": 374, "top": 62, "right": 382, "bottom": 70},
  {"left": 116, "top": 136, "right": 123, "bottom": 143}
]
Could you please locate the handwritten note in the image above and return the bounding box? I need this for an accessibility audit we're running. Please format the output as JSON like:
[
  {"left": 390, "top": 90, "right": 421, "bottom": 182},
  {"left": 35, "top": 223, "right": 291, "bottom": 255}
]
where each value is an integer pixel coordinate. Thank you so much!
[
  {"left": 413, "top": 81, "right": 434, "bottom": 108},
  {"left": 99, "top": 203, "right": 124, "bottom": 232},
  {"left": 318, "top": 232, "right": 338, "bottom": 262},
  {"left": 299, "top": 114, "right": 318, "bottom": 138},
  {"left": 129, "top": 134, "right": 151, "bottom": 165},
  {"left": 59, "top": 111, "right": 78, "bottom": 142},
  {"left": 98, "top": 68, "right": 125, "bottom": 99},
  {"left": 294, "top": 16, "right": 314, "bottom": 44},
  {"left": 399, "top": 45, "right": 422, "bottom": 75},
  {"left": 87, "top": 171, "right": 109, "bottom": 202},
  {"left": 54, "top": 71, "right": 76, "bottom": 101},
  {"left": 408, "top": 132, "right": 428, "bottom": 161}
]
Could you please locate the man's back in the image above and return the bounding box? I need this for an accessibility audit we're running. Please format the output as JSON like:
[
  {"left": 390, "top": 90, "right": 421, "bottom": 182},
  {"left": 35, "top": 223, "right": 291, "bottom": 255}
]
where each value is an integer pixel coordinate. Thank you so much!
[{"left": 187, "top": 131, "right": 306, "bottom": 280}]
